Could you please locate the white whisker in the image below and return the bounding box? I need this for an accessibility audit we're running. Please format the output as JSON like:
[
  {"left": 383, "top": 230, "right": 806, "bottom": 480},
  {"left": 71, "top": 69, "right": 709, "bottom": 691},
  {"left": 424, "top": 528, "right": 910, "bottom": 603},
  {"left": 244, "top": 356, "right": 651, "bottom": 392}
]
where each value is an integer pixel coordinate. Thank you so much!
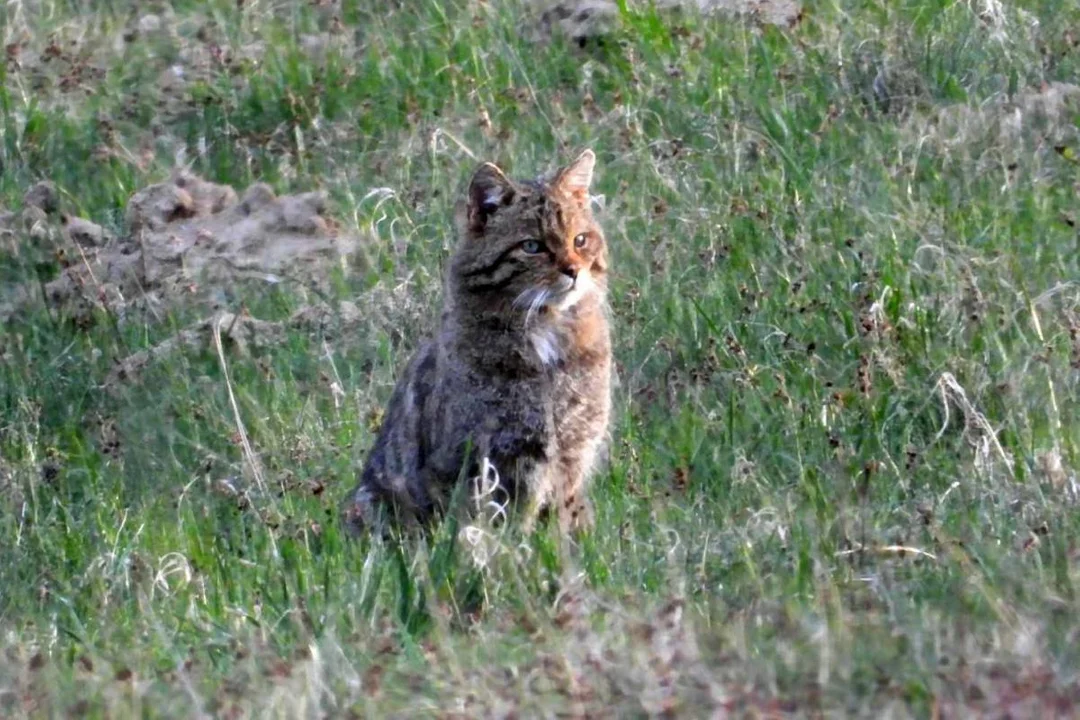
[
  {"left": 512, "top": 286, "right": 538, "bottom": 309},
  {"left": 513, "top": 286, "right": 551, "bottom": 328},
  {"left": 525, "top": 288, "right": 550, "bottom": 327}
]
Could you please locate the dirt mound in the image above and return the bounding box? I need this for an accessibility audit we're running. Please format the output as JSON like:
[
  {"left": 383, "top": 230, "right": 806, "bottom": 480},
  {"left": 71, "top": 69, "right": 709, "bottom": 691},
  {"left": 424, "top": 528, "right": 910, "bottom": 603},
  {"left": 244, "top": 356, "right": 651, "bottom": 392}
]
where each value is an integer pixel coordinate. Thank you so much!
[{"left": 4, "top": 171, "right": 364, "bottom": 327}]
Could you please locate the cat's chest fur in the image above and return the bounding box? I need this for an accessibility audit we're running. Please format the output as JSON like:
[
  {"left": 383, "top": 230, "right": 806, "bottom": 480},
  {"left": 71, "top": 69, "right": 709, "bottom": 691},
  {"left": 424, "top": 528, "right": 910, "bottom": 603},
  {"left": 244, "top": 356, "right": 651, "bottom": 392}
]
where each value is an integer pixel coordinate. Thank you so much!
[
  {"left": 527, "top": 299, "right": 609, "bottom": 371},
  {"left": 529, "top": 325, "right": 564, "bottom": 368}
]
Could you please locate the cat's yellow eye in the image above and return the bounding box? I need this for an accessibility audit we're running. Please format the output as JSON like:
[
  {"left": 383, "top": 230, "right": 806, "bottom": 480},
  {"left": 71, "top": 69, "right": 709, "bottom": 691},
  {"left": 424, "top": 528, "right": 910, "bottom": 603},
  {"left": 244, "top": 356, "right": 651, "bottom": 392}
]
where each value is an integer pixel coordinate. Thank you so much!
[
  {"left": 574, "top": 233, "right": 588, "bottom": 249},
  {"left": 521, "top": 239, "right": 542, "bottom": 254}
]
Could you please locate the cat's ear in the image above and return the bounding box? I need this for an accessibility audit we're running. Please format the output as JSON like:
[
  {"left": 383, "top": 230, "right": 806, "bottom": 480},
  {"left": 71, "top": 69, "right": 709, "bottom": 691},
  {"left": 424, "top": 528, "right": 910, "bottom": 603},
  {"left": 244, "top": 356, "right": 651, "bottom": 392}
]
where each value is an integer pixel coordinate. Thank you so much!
[
  {"left": 467, "top": 162, "right": 515, "bottom": 233},
  {"left": 553, "top": 149, "right": 595, "bottom": 201}
]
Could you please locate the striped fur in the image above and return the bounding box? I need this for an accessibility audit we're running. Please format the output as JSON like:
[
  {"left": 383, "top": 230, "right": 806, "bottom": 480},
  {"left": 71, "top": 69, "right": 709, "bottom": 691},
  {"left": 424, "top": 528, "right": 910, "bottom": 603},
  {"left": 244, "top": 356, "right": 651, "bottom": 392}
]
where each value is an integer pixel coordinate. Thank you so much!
[{"left": 343, "top": 150, "right": 611, "bottom": 537}]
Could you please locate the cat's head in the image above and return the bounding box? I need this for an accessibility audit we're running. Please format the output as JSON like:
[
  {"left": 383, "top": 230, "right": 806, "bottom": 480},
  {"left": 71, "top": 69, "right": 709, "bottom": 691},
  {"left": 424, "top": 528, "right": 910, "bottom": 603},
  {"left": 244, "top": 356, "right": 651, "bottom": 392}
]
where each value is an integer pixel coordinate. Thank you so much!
[{"left": 451, "top": 150, "right": 607, "bottom": 321}]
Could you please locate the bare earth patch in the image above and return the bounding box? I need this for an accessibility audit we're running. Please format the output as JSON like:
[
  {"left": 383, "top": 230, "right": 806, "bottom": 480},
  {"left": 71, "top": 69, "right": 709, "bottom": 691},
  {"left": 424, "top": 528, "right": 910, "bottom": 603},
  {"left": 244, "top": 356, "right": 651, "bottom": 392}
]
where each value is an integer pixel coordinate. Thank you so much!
[
  {"left": 0, "top": 171, "right": 377, "bottom": 391},
  {"left": 2, "top": 171, "right": 364, "bottom": 325}
]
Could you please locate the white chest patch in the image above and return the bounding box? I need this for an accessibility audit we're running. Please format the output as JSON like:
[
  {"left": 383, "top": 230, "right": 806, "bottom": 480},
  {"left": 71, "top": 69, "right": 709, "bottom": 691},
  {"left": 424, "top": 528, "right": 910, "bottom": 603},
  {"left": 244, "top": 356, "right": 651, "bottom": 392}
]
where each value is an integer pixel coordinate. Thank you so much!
[{"left": 530, "top": 327, "right": 562, "bottom": 367}]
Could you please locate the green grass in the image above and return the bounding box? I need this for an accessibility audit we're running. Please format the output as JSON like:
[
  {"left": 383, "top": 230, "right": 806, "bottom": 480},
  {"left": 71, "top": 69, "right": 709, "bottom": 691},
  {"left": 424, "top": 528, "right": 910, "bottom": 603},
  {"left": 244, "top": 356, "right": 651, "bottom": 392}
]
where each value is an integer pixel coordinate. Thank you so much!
[{"left": 2, "top": 0, "right": 1080, "bottom": 715}]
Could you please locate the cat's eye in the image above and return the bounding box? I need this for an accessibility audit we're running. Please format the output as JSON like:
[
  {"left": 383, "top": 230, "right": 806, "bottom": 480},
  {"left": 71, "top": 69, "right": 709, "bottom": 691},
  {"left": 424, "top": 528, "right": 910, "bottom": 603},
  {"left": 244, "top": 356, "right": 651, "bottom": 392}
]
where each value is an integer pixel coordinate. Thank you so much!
[
  {"left": 521, "top": 239, "right": 543, "bottom": 254},
  {"left": 574, "top": 233, "right": 588, "bottom": 249}
]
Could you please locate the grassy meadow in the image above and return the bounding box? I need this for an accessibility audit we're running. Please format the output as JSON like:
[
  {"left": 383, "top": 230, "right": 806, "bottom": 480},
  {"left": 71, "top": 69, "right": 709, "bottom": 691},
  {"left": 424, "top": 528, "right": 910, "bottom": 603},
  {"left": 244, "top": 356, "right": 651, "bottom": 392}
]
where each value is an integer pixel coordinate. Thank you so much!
[{"left": 2, "top": 0, "right": 1080, "bottom": 716}]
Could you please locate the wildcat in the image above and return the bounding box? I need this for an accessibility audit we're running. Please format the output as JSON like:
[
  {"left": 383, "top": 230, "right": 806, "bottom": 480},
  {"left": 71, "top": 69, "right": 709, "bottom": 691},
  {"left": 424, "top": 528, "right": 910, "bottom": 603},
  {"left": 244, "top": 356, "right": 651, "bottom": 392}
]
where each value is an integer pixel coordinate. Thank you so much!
[{"left": 342, "top": 149, "right": 612, "bottom": 537}]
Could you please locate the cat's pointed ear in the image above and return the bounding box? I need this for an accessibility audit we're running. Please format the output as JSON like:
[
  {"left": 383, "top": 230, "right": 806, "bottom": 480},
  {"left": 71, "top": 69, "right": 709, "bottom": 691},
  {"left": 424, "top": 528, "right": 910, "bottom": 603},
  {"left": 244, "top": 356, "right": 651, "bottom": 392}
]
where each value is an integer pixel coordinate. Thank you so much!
[
  {"left": 467, "top": 162, "right": 515, "bottom": 233},
  {"left": 553, "top": 149, "right": 596, "bottom": 201}
]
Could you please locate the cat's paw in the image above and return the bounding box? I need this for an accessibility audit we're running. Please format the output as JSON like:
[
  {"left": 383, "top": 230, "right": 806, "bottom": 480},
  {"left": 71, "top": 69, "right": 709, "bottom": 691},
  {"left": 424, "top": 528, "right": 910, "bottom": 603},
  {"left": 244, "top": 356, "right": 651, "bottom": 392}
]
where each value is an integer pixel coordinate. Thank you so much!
[
  {"left": 558, "top": 493, "right": 595, "bottom": 537},
  {"left": 340, "top": 485, "right": 383, "bottom": 538}
]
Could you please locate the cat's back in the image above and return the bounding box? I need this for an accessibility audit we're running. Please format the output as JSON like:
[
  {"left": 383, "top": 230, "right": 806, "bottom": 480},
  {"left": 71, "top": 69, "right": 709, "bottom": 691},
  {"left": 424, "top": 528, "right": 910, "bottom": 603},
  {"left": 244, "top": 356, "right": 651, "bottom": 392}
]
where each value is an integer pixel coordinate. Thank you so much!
[{"left": 345, "top": 338, "right": 440, "bottom": 531}]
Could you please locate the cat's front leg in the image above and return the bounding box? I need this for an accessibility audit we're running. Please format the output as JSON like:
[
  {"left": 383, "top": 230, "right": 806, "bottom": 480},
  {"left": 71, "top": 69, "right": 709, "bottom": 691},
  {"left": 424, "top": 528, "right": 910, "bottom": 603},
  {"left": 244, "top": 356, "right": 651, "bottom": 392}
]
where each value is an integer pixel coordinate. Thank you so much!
[
  {"left": 518, "top": 460, "right": 558, "bottom": 533},
  {"left": 476, "top": 417, "right": 554, "bottom": 529},
  {"left": 554, "top": 457, "right": 595, "bottom": 535}
]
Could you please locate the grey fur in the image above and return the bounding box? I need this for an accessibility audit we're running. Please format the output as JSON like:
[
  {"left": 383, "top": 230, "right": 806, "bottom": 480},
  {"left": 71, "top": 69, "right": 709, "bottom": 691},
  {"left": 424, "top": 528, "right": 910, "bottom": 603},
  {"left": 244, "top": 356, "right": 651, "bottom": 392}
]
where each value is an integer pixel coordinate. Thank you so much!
[{"left": 343, "top": 151, "right": 611, "bottom": 537}]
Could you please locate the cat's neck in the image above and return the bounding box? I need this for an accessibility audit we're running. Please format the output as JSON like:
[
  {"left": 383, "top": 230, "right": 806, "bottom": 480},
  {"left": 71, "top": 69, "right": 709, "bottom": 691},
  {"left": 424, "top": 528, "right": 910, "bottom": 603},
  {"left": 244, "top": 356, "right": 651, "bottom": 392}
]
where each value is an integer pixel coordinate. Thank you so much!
[{"left": 442, "top": 289, "right": 607, "bottom": 374}]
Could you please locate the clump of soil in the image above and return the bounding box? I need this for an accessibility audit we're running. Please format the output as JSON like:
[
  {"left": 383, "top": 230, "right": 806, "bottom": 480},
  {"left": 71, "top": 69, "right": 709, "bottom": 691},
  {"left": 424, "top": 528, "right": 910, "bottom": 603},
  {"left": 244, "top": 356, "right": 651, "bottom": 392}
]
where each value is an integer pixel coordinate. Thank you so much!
[{"left": 4, "top": 171, "right": 364, "bottom": 327}]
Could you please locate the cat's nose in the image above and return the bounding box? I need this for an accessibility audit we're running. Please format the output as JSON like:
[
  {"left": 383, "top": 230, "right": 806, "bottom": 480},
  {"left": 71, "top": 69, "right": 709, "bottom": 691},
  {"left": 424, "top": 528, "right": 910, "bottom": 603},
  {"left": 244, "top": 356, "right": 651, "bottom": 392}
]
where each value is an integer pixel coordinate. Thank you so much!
[{"left": 560, "top": 266, "right": 579, "bottom": 281}]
